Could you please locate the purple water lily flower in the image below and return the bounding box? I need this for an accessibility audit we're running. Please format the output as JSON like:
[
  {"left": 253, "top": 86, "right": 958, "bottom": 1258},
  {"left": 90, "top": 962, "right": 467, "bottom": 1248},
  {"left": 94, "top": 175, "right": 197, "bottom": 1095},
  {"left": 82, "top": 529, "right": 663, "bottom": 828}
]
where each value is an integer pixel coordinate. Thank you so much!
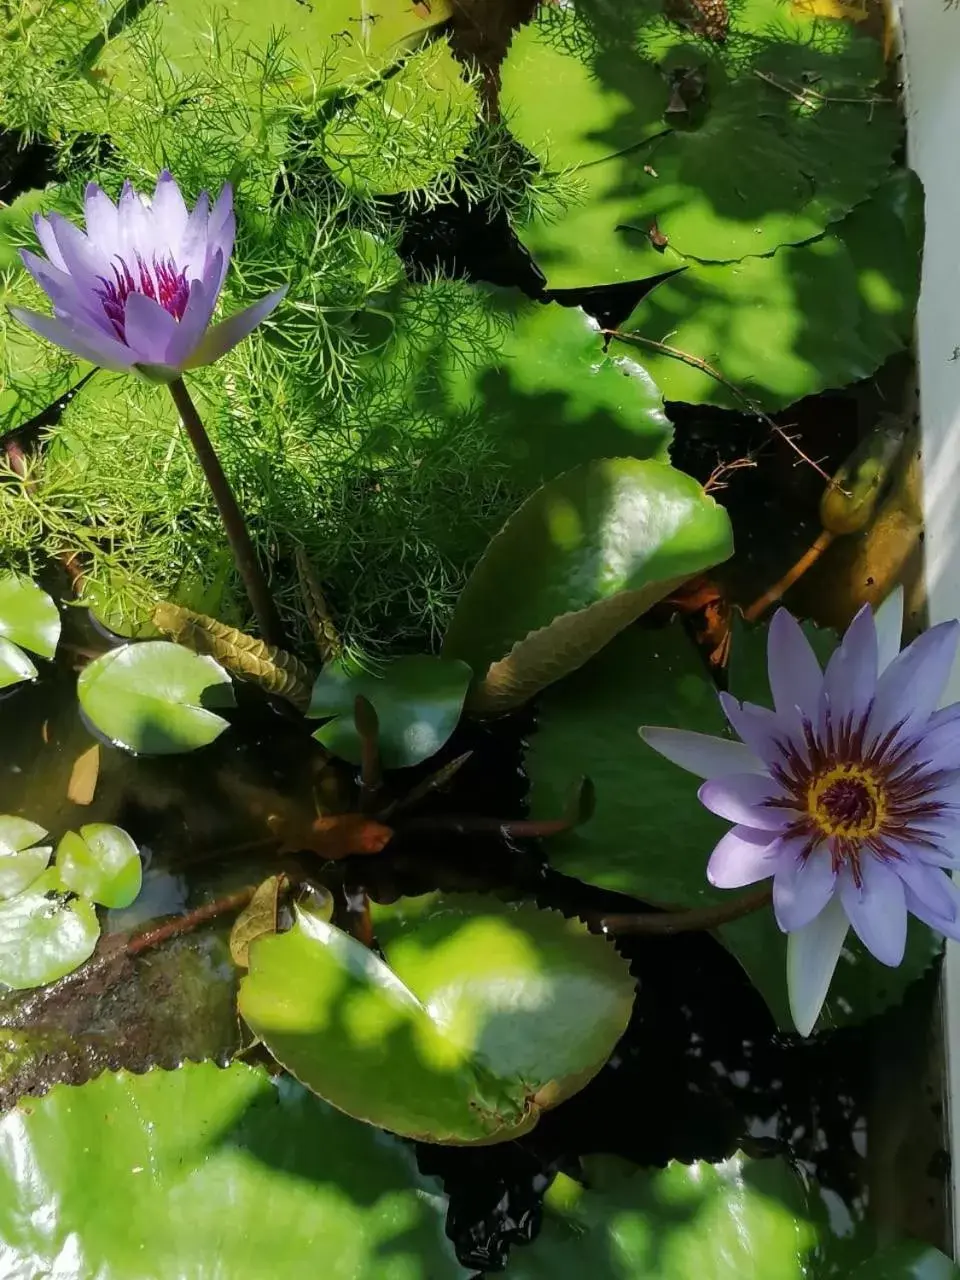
[
  {"left": 9, "top": 171, "right": 285, "bottom": 382},
  {"left": 640, "top": 589, "right": 960, "bottom": 1036}
]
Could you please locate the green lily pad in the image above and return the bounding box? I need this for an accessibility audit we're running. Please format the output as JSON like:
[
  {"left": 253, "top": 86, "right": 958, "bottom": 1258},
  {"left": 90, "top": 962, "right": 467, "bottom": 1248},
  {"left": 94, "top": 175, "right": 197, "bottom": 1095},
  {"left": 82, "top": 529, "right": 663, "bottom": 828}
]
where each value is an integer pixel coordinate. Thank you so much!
[
  {"left": 0, "top": 869, "right": 99, "bottom": 990},
  {"left": 239, "top": 893, "right": 634, "bottom": 1143},
  {"left": 0, "top": 816, "right": 51, "bottom": 901},
  {"left": 527, "top": 620, "right": 729, "bottom": 906},
  {"left": 0, "top": 637, "right": 37, "bottom": 691},
  {"left": 614, "top": 169, "right": 923, "bottom": 410},
  {"left": 442, "top": 458, "right": 733, "bottom": 713},
  {"left": 435, "top": 286, "right": 673, "bottom": 487},
  {"left": 502, "top": 1151, "right": 818, "bottom": 1278},
  {"left": 822, "top": 1239, "right": 960, "bottom": 1278},
  {"left": 0, "top": 1060, "right": 469, "bottom": 1279},
  {"left": 77, "top": 641, "right": 235, "bottom": 755},
  {"left": 323, "top": 38, "right": 478, "bottom": 195},
  {"left": 502, "top": 2, "right": 899, "bottom": 281},
  {"left": 0, "top": 571, "right": 60, "bottom": 660},
  {"left": 55, "top": 823, "right": 142, "bottom": 909},
  {"left": 308, "top": 654, "right": 472, "bottom": 769}
]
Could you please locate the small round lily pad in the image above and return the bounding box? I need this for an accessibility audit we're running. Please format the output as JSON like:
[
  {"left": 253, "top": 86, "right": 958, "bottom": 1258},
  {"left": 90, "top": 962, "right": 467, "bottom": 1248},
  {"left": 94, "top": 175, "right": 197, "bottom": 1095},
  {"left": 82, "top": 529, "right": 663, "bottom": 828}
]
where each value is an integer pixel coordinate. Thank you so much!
[{"left": 56, "top": 823, "right": 142, "bottom": 909}]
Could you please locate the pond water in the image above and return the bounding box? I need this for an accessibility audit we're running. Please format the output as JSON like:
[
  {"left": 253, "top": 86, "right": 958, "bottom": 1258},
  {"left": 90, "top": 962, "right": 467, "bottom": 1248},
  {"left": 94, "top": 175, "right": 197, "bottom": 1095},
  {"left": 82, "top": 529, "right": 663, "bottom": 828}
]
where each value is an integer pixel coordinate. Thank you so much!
[{"left": 0, "top": 0, "right": 951, "bottom": 1274}]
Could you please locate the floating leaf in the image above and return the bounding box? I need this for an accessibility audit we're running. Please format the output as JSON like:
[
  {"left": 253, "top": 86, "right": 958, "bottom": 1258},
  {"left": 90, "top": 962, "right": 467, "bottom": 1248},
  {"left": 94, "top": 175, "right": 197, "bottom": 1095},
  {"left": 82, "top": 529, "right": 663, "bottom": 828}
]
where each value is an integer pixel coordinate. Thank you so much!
[
  {"left": 0, "top": 869, "right": 99, "bottom": 990},
  {"left": 0, "top": 571, "right": 60, "bottom": 659},
  {"left": 308, "top": 654, "right": 472, "bottom": 769},
  {"left": 0, "top": 638, "right": 36, "bottom": 691},
  {"left": 0, "top": 1061, "right": 468, "bottom": 1279},
  {"left": 78, "top": 641, "right": 235, "bottom": 755},
  {"left": 614, "top": 170, "right": 923, "bottom": 410},
  {"left": 66, "top": 742, "right": 100, "bottom": 806},
  {"left": 502, "top": 2, "right": 898, "bottom": 282},
  {"left": 0, "top": 816, "right": 51, "bottom": 901},
  {"left": 442, "top": 459, "right": 733, "bottom": 713},
  {"left": 230, "top": 875, "right": 285, "bottom": 968},
  {"left": 55, "top": 824, "right": 142, "bottom": 909},
  {"left": 239, "top": 893, "right": 634, "bottom": 1143},
  {"left": 502, "top": 1152, "right": 818, "bottom": 1278}
]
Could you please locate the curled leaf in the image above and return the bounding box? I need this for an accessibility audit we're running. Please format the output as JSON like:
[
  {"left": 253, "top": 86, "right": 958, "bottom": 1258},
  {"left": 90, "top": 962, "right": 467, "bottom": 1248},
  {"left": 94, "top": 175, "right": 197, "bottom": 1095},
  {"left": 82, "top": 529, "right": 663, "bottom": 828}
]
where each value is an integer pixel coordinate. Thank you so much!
[{"left": 230, "top": 875, "right": 285, "bottom": 968}]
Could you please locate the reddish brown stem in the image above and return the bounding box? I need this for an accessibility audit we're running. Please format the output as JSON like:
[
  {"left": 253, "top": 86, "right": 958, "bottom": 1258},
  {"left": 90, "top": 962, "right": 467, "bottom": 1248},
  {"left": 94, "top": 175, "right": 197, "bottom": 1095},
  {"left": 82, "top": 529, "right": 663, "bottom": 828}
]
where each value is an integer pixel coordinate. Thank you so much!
[
  {"left": 743, "top": 530, "right": 835, "bottom": 622},
  {"left": 401, "top": 815, "right": 573, "bottom": 838},
  {"left": 597, "top": 886, "right": 772, "bottom": 935},
  {"left": 169, "top": 377, "right": 284, "bottom": 646},
  {"left": 125, "top": 886, "right": 258, "bottom": 956}
]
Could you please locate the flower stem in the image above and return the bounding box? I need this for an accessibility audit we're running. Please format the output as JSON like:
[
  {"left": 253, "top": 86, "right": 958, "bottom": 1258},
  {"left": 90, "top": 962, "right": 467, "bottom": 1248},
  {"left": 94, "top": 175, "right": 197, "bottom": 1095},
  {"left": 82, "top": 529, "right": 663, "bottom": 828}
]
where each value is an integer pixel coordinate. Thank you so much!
[{"left": 168, "top": 377, "right": 284, "bottom": 647}]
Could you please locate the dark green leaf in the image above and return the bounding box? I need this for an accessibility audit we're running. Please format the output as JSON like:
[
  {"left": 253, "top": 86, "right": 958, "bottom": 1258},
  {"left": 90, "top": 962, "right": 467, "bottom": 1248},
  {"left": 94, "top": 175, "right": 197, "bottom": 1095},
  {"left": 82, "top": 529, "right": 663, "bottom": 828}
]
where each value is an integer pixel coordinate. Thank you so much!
[
  {"left": 0, "top": 572, "right": 60, "bottom": 660},
  {"left": 614, "top": 170, "right": 924, "bottom": 410},
  {"left": 0, "top": 1060, "right": 469, "bottom": 1278},
  {"left": 77, "top": 641, "right": 235, "bottom": 755},
  {"left": 55, "top": 824, "right": 142, "bottom": 909},
  {"left": 443, "top": 458, "right": 733, "bottom": 713},
  {"left": 502, "top": 1152, "right": 819, "bottom": 1278},
  {"left": 0, "top": 869, "right": 99, "bottom": 990},
  {"left": 308, "top": 654, "right": 472, "bottom": 769},
  {"left": 0, "top": 817, "right": 51, "bottom": 901}
]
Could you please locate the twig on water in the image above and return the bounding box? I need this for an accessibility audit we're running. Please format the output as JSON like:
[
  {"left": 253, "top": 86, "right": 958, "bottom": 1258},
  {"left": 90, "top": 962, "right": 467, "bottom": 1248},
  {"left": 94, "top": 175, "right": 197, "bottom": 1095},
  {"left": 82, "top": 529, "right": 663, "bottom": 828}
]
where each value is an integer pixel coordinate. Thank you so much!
[{"left": 596, "top": 885, "right": 772, "bottom": 935}]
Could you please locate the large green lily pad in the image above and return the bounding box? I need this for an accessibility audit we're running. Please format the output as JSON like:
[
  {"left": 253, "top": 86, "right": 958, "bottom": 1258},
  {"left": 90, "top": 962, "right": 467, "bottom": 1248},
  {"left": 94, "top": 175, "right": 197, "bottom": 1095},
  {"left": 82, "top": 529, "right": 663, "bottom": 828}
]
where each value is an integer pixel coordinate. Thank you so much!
[
  {"left": 442, "top": 458, "right": 733, "bottom": 712},
  {"left": 239, "top": 893, "right": 634, "bottom": 1143},
  {"left": 614, "top": 169, "right": 923, "bottom": 410},
  {"left": 308, "top": 653, "right": 472, "bottom": 769},
  {"left": 0, "top": 1060, "right": 469, "bottom": 1279},
  {"left": 502, "top": 2, "right": 898, "bottom": 283},
  {"left": 502, "top": 1152, "right": 818, "bottom": 1278},
  {"left": 0, "top": 868, "right": 99, "bottom": 991},
  {"left": 78, "top": 641, "right": 235, "bottom": 755}
]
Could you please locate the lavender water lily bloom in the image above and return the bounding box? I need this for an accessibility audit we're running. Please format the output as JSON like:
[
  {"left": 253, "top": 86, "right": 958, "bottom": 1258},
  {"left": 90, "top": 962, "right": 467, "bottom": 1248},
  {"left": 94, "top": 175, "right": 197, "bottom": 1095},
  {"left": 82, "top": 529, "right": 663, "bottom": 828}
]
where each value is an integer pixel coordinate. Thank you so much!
[
  {"left": 9, "top": 171, "right": 285, "bottom": 382},
  {"left": 640, "top": 589, "right": 960, "bottom": 1036}
]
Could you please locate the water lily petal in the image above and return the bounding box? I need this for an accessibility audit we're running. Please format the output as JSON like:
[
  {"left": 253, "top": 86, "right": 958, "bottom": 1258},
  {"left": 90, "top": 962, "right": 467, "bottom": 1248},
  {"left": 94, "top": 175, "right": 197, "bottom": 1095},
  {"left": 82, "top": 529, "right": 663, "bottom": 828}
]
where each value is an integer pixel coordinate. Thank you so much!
[
  {"left": 163, "top": 276, "right": 218, "bottom": 368},
  {"left": 787, "top": 895, "right": 849, "bottom": 1037},
  {"left": 894, "top": 860, "right": 957, "bottom": 919},
  {"left": 767, "top": 608, "right": 823, "bottom": 728},
  {"left": 83, "top": 183, "right": 119, "bottom": 247},
  {"left": 838, "top": 858, "right": 907, "bottom": 966},
  {"left": 873, "top": 586, "right": 904, "bottom": 675},
  {"left": 867, "top": 620, "right": 960, "bottom": 748},
  {"left": 903, "top": 873, "right": 960, "bottom": 940},
  {"left": 47, "top": 212, "right": 111, "bottom": 289},
  {"left": 822, "top": 604, "right": 878, "bottom": 726},
  {"left": 639, "top": 727, "right": 763, "bottom": 779},
  {"left": 178, "top": 190, "right": 211, "bottom": 275},
  {"left": 122, "top": 291, "right": 180, "bottom": 364},
  {"left": 707, "top": 825, "right": 780, "bottom": 888},
  {"left": 19, "top": 250, "right": 113, "bottom": 334},
  {"left": 698, "top": 773, "right": 789, "bottom": 830},
  {"left": 151, "top": 170, "right": 189, "bottom": 245},
  {"left": 116, "top": 180, "right": 153, "bottom": 262},
  {"left": 718, "top": 692, "right": 784, "bottom": 763},
  {"left": 773, "top": 848, "right": 836, "bottom": 931},
  {"left": 33, "top": 214, "right": 67, "bottom": 271},
  {"left": 8, "top": 306, "right": 136, "bottom": 371},
  {"left": 183, "top": 287, "right": 286, "bottom": 369}
]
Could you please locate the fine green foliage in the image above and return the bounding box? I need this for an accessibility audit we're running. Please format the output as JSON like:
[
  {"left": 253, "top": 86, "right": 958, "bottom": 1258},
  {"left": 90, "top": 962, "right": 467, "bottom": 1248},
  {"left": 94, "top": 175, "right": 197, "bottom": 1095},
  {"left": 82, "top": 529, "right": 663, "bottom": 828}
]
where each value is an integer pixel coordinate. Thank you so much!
[
  {"left": 77, "top": 641, "right": 235, "bottom": 755},
  {"left": 0, "top": 1060, "right": 469, "bottom": 1279},
  {"left": 239, "top": 893, "right": 634, "bottom": 1143},
  {"left": 308, "top": 653, "right": 473, "bottom": 768}
]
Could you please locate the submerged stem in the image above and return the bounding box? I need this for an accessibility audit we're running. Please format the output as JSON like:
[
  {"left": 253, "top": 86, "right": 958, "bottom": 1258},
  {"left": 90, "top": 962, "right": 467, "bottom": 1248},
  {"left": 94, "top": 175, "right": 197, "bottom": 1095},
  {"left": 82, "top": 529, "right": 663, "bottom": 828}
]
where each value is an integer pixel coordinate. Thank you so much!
[
  {"left": 168, "top": 377, "right": 284, "bottom": 646},
  {"left": 597, "top": 885, "right": 772, "bottom": 935}
]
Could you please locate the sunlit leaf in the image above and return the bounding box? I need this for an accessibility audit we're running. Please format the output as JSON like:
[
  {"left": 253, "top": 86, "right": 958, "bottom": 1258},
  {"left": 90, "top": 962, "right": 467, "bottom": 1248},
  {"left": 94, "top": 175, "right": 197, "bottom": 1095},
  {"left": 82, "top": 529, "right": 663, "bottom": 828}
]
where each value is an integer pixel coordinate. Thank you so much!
[
  {"left": 0, "top": 816, "right": 51, "bottom": 901},
  {"left": 0, "top": 572, "right": 60, "bottom": 660},
  {"left": 502, "top": 1152, "right": 818, "bottom": 1278},
  {"left": 443, "top": 459, "right": 733, "bottom": 712},
  {"left": 240, "top": 893, "right": 634, "bottom": 1143},
  {"left": 0, "top": 1061, "right": 469, "bottom": 1278},
  {"left": 78, "top": 641, "right": 235, "bottom": 755},
  {"left": 0, "top": 869, "right": 99, "bottom": 990},
  {"left": 55, "top": 824, "right": 142, "bottom": 909},
  {"left": 308, "top": 654, "right": 472, "bottom": 769},
  {"left": 0, "top": 637, "right": 37, "bottom": 691}
]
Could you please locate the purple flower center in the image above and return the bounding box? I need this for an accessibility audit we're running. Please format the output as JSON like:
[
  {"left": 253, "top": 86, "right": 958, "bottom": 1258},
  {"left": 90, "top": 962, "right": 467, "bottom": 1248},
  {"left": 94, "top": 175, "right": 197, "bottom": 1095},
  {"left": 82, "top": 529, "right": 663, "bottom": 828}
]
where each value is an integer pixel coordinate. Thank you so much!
[
  {"left": 95, "top": 254, "right": 190, "bottom": 343},
  {"left": 809, "top": 767, "right": 880, "bottom": 838}
]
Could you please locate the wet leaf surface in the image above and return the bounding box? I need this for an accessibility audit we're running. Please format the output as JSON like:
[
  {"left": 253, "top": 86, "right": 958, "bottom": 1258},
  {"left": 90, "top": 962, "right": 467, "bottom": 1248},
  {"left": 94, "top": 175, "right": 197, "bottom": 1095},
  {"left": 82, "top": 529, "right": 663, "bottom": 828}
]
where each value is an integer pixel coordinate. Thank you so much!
[
  {"left": 0, "top": 573, "right": 60, "bottom": 661},
  {"left": 0, "top": 869, "right": 99, "bottom": 991},
  {"left": 0, "top": 1060, "right": 468, "bottom": 1279},
  {"left": 0, "top": 817, "right": 51, "bottom": 901},
  {"left": 78, "top": 641, "right": 235, "bottom": 755},
  {"left": 442, "top": 459, "right": 733, "bottom": 712},
  {"left": 55, "top": 823, "right": 142, "bottom": 909}
]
